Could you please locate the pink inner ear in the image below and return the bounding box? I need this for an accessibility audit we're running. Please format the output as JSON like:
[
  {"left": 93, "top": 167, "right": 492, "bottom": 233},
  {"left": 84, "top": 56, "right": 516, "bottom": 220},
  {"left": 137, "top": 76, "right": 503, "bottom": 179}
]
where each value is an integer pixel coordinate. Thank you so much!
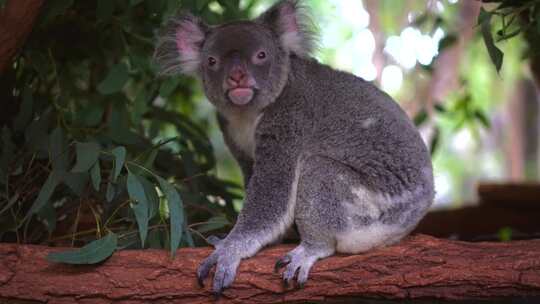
[
  {"left": 280, "top": 4, "right": 299, "bottom": 34},
  {"left": 175, "top": 20, "right": 202, "bottom": 55}
]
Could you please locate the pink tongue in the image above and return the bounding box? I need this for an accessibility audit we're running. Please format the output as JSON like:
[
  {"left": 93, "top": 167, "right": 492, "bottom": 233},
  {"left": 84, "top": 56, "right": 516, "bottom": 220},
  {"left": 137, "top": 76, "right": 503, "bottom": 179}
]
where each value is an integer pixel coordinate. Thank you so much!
[{"left": 228, "top": 88, "right": 254, "bottom": 105}]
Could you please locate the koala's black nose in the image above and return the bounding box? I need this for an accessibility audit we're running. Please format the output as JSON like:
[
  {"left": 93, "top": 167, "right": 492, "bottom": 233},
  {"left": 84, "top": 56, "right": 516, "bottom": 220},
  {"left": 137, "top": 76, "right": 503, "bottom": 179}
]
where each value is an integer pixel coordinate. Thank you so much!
[{"left": 228, "top": 68, "right": 246, "bottom": 87}]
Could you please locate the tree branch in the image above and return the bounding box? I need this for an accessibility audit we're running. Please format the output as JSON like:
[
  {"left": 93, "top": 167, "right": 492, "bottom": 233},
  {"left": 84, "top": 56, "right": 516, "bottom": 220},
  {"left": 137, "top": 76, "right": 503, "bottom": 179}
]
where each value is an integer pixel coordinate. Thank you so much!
[{"left": 1, "top": 235, "right": 539, "bottom": 303}]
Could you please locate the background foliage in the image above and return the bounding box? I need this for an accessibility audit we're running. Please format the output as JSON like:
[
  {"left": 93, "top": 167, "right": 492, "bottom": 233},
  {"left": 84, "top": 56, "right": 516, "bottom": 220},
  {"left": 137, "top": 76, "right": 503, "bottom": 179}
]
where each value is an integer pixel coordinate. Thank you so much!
[
  {"left": 0, "top": 0, "right": 259, "bottom": 263},
  {"left": 1, "top": 0, "right": 539, "bottom": 262}
]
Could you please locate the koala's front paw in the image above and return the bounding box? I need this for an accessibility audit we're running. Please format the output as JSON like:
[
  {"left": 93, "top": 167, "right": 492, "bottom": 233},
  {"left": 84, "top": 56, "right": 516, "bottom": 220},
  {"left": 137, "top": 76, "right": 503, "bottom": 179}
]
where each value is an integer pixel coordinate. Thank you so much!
[{"left": 197, "top": 246, "right": 241, "bottom": 295}]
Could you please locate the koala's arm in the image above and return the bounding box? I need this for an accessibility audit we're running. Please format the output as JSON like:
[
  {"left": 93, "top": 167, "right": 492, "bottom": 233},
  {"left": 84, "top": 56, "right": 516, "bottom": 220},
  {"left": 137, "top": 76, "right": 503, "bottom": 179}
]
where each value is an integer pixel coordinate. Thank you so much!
[
  {"left": 197, "top": 127, "right": 298, "bottom": 291},
  {"left": 226, "top": 130, "right": 297, "bottom": 254}
]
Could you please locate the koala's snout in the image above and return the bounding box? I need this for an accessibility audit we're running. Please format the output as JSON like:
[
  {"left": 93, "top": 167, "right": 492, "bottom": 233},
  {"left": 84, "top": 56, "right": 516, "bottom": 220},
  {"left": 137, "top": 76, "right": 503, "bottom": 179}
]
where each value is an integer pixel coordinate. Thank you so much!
[
  {"left": 224, "top": 65, "right": 257, "bottom": 106},
  {"left": 227, "top": 68, "right": 247, "bottom": 87},
  {"left": 226, "top": 66, "right": 256, "bottom": 88}
]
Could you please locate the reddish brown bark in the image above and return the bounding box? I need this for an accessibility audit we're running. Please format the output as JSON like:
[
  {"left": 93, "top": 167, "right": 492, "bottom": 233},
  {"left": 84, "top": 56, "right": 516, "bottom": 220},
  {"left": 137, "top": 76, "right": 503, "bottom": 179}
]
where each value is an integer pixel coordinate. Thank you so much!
[
  {"left": 1, "top": 235, "right": 540, "bottom": 303},
  {"left": 0, "top": 0, "right": 44, "bottom": 75}
]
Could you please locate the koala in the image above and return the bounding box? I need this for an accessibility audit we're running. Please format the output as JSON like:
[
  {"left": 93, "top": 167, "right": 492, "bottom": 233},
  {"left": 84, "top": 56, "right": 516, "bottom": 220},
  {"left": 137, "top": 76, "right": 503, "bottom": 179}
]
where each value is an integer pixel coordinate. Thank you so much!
[{"left": 154, "top": 0, "right": 434, "bottom": 295}]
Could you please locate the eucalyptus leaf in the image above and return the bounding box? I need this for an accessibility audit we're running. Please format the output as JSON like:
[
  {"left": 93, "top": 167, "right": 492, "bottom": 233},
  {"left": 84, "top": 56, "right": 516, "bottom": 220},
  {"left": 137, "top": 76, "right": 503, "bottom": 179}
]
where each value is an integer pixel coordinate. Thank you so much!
[
  {"left": 49, "top": 127, "right": 68, "bottom": 172},
  {"left": 63, "top": 172, "right": 89, "bottom": 196},
  {"left": 47, "top": 233, "right": 118, "bottom": 264},
  {"left": 0, "top": 193, "right": 19, "bottom": 216},
  {"left": 28, "top": 170, "right": 62, "bottom": 216},
  {"left": 139, "top": 175, "right": 159, "bottom": 219},
  {"left": 196, "top": 215, "right": 230, "bottom": 233},
  {"left": 72, "top": 142, "right": 101, "bottom": 173},
  {"left": 413, "top": 109, "right": 428, "bottom": 126},
  {"left": 106, "top": 181, "right": 116, "bottom": 202},
  {"left": 111, "top": 146, "right": 126, "bottom": 181},
  {"left": 479, "top": 9, "right": 504, "bottom": 73},
  {"left": 127, "top": 172, "right": 149, "bottom": 246},
  {"left": 97, "top": 63, "right": 129, "bottom": 95},
  {"left": 159, "top": 78, "right": 181, "bottom": 98},
  {"left": 156, "top": 176, "right": 184, "bottom": 256},
  {"left": 90, "top": 162, "right": 101, "bottom": 191}
]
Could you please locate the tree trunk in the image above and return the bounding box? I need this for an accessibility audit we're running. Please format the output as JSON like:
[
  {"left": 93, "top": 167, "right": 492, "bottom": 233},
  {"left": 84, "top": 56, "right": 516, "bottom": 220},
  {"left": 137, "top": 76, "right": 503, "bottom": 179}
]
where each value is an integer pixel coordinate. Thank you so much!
[
  {"left": 0, "top": 0, "right": 44, "bottom": 75},
  {"left": 1, "top": 235, "right": 539, "bottom": 303}
]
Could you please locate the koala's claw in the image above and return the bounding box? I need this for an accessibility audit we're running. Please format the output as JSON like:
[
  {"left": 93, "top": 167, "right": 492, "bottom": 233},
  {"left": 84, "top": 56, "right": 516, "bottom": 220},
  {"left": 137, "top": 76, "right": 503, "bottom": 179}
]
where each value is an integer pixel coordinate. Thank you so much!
[
  {"left": 275, "top": 245, "right": 321, "bottom": 288},
  {"left": 196, "top": 252, "right": 218, "bottom": 287},
  {"left": 196, "top": 247, "right": 241, "bottom": 295}
]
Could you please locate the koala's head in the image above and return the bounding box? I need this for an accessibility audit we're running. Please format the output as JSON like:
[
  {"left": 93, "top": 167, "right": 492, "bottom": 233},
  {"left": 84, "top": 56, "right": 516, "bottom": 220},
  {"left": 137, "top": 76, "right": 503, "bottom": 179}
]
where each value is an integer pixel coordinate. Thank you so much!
[{"left": 154, "top": 0, "right": 315, "bottom": 114}]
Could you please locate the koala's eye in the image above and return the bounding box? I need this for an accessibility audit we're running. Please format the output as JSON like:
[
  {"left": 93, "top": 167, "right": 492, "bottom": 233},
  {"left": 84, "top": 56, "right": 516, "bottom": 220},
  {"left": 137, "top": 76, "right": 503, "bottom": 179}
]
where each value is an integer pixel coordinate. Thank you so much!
[
  {"left": 208, "top": 57, "right": 217, "bottom": 67},
  {"left": 257, "top": 51, "right": 267, "bottom": 60}
]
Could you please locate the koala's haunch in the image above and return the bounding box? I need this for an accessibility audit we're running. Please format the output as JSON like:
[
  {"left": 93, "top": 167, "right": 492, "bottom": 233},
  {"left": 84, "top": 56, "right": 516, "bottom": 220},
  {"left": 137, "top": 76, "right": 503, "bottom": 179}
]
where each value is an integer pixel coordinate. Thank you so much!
[{"left": 154, "top": 0, "right": 434, "bottom": 295}]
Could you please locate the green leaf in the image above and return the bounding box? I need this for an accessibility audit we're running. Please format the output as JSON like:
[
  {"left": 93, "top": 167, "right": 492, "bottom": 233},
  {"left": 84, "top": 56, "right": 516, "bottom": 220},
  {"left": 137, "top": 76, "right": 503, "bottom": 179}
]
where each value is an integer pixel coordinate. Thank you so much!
[
  {"left": 196, "top": 215, "right": 229, "bottom": 233},
  {"left": 62, "top": 172, "right": 89, "bottom": 196},
  {"left": 156, "top": 176, "right": 184, "bottom": 257},
  {"left": 13, "top": 88, "right": 34, "bottom": 132},
  {"left": 480, "top": 10, "right": 504, "bottom": 73},
  {"left": 108, "top": 103, "right": 143, "bottom": 145},
  {"left": 474, "top": 110, "right": 491, "bottom": 128},
  {"left": 498, "top": 227, "right": 512, "bottom": 241},
  {"left": 0, "top": 193, "right": 19, "bottom": 216},
  {"left": 49, "top": 127, "right": 68, "bottom": 172},
  {"left": 139, "top": 175, "right": 159, "bottom": 219},
  {"left": 47, "top": 233, "right": 118, "bottom": 264},
  {"left": 106, "top": 181, "right": 116, "bottom": 202},
  {"left": 159, "top": 78, "right": 181, "bottom": 98},
  {"left": 77, "top": 103, "right": 104, "bottom": 127},
  {"left": 413, "top": 109, "right": 428, "bottom": 126},
  {"left": 97, "top": 0, "right": 115, "bottom": 20},
  {"left": 111, "top": 146, "right": 126, "bottom": 181},
  {"left": 28, "top": 170, "right": 62, "bottom": 215},
  {"left": 72, "top": 142, "right": 101, "bottom": 173},
  {"left": 97, "top": 63, "right": 129, "bottom": 95},
  {"left": 434, "top": 104, "right": 446, "bottom": 113},
  {"left": 127, "top": 173, "right": 149, "bottom": 246},
  {"left": 430, "top": 127, "right": 440, "bottom": 156},
  {"left": 90, "top": 162, "right": 101, "bottom": 191},
  {"left": 477, "top": 7, "right": 492, "bottom": 26},
  {"left": 184, "top": 227, "right": 195, "bottom": 247}
]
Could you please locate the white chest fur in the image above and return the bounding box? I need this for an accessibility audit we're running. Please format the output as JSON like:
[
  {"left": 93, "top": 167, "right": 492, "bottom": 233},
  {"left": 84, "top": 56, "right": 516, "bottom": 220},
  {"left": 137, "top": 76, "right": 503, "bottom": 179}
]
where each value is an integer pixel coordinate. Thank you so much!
[{"left": 225, "top": 113, "right": 262, "bottom": 159}]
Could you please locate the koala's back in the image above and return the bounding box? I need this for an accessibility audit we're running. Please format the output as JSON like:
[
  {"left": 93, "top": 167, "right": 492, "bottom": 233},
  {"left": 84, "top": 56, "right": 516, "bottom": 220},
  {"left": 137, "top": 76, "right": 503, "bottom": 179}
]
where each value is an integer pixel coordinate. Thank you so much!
[{"left": 262, "top": 56, "right": 434, "bottom": 198}]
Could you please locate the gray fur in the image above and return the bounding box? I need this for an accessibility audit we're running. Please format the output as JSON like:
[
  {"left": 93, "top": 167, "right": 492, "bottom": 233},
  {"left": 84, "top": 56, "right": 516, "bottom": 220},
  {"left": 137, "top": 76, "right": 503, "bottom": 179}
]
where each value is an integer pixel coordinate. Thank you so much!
[{"left": 154, "top": 0, "right": 434, "bottom": 294}]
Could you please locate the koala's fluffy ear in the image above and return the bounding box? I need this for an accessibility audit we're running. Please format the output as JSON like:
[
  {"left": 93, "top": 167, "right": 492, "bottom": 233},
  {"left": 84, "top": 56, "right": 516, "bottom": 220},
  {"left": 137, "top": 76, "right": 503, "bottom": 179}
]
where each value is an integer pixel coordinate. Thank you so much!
[
  {"left": 154, "top": 13, "right": 208, "bottom": 76},
  {"left": 257, "top": 0, "right": 317, "bottom": 58}
]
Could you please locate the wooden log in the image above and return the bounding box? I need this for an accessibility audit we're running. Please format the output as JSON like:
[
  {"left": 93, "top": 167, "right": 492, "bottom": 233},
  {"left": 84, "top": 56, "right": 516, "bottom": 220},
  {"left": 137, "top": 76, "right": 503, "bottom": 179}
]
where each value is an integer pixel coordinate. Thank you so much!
[
  {"left": 414, "top": 205, "right": 540, "bottom": 240},
  {"left": 1, "top": 235, "right": 540, "bottom": 303},
  {"left": 478, "top": 182, "right": 540, "bottom": 209},
  {"left": 0, "top": 0, "right": 44, "bottom": 75}
]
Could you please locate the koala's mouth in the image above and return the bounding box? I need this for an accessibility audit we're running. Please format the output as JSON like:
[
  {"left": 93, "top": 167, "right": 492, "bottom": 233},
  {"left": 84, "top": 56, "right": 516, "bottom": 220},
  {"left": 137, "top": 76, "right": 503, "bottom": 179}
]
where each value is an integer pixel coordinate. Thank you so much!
[{"left": 227, "top": 87, "right": 255, "bottom": 106}]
